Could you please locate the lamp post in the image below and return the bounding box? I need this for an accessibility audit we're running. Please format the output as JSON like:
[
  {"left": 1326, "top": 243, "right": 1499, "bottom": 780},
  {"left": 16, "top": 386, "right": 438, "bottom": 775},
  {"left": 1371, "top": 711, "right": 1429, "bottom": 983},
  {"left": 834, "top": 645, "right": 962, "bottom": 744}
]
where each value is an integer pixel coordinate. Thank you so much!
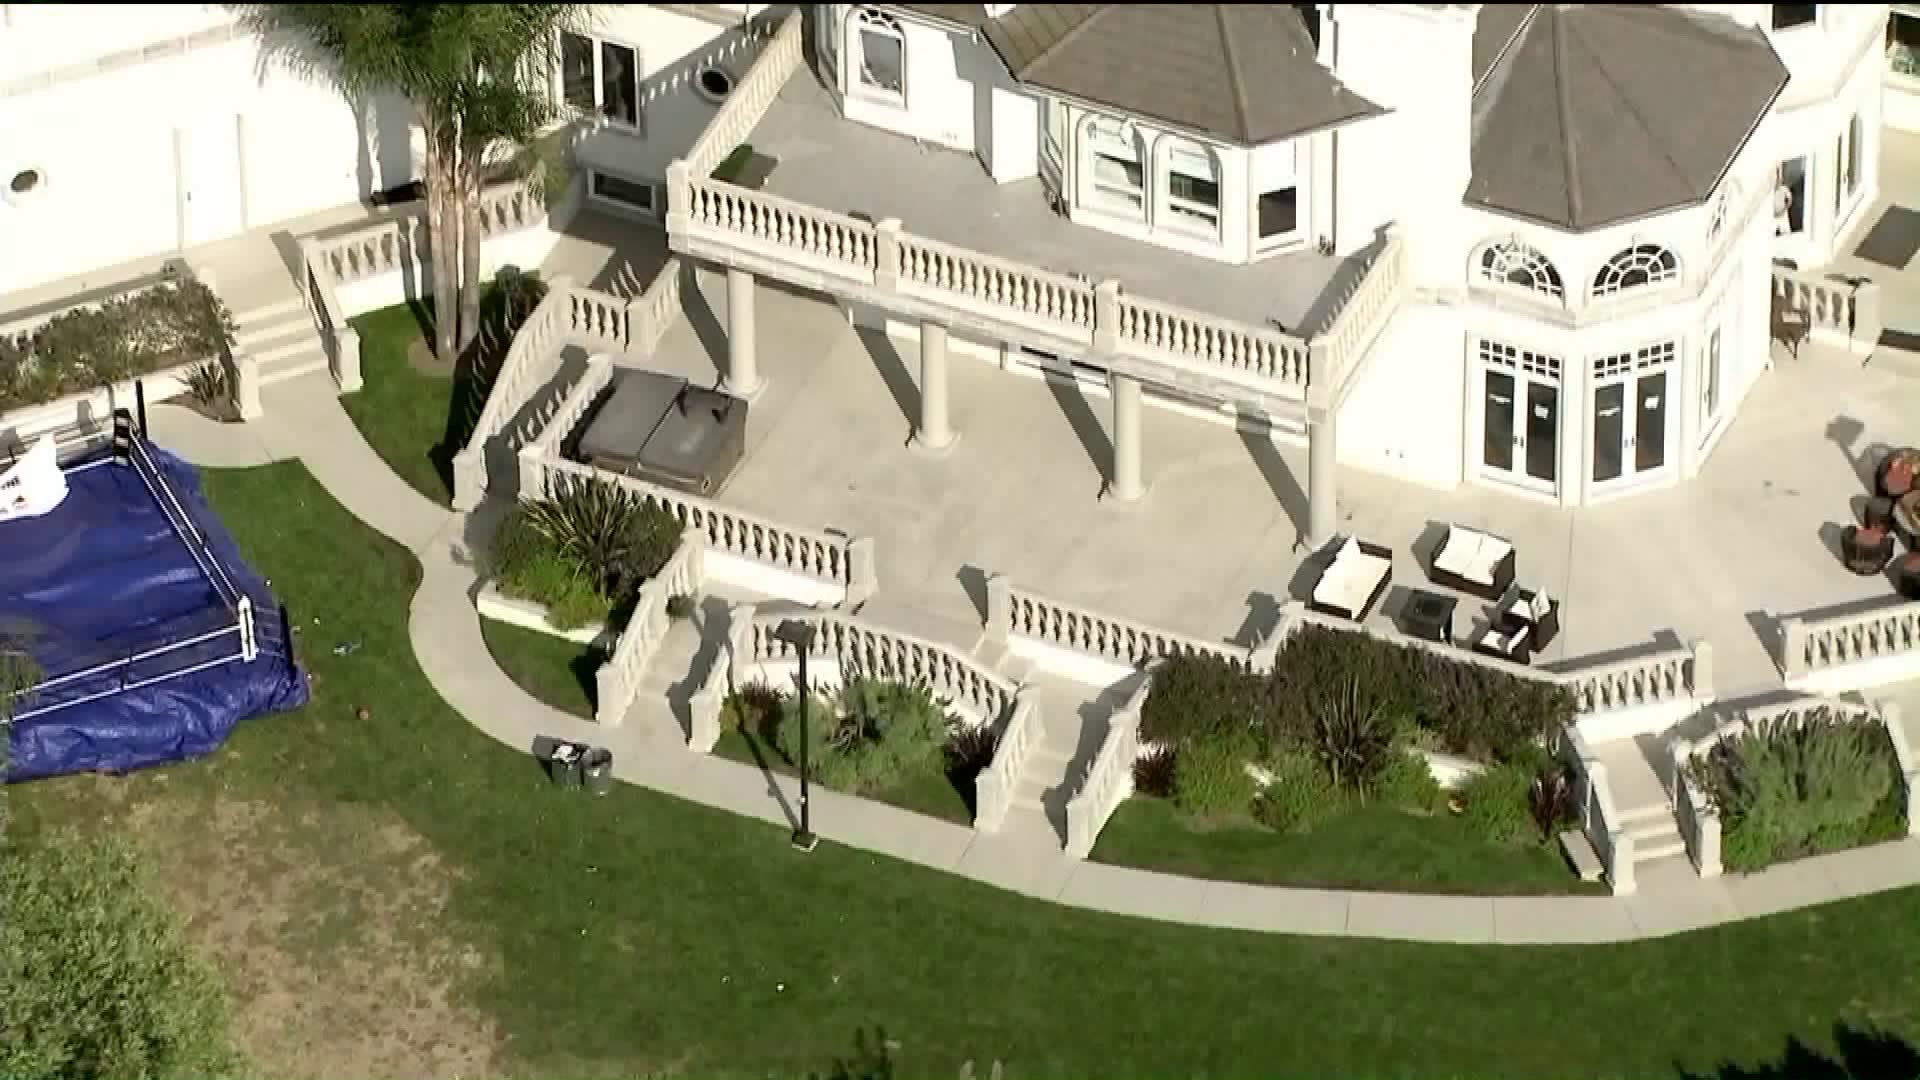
[{"left": 774, "top": 618, "right": 819, "bottom": 852}]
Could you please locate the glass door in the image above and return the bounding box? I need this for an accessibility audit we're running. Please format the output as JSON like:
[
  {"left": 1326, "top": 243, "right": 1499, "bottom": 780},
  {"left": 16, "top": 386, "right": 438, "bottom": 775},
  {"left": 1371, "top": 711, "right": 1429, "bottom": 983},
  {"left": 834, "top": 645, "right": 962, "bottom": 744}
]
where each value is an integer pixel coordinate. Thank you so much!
[
  {"left": 1483, "top": 370, "right": 1516, "bottom": 475},
  {"left": 1592, "top": 382, "right": 1625, "bottom": 484},
  {"left": 1525, "top": 381, "right": 1559, "bottom": 486},
  {"left": 1634, "top": 371, "right": 1667, "bottom": 473}
]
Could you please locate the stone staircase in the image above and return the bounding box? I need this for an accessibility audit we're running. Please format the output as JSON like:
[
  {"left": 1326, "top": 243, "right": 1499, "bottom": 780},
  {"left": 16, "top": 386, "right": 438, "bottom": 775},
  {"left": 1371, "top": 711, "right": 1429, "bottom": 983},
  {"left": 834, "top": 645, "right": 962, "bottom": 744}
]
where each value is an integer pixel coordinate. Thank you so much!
[
  {"left": 231, "top": 296, "right": 331, "bottom": 388},
  {"left": 995, "top": 674, "right": 1119, "bottom": 849},
  {"left": 1593, "top": 739, "right": 1691, "bottom": 872}
]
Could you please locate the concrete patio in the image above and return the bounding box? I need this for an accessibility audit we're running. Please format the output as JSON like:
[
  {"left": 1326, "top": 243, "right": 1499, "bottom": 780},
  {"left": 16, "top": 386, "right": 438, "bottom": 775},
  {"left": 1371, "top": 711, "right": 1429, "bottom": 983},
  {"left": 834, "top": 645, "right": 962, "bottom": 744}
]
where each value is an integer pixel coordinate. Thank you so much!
[{"left": 542, "top": 230, "right": 1920, "bottom": 700}]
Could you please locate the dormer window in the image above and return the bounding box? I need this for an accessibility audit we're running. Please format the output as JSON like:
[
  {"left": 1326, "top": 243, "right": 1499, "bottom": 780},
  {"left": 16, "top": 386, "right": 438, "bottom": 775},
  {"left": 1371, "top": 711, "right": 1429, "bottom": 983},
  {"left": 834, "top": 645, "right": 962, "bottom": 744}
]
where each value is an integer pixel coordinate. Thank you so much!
[
  {"left": 1772, "top": 4, "right": 1817, "bottom": 30},
  {"left": 1082, "top": 116, "right": 1146, "bottom": 219},
  {"left": 853, "top": 9, "right": 905, "bottom": 103},
  {"left": 1162, "top": 139, "right": 1221, "bottom": 236}
]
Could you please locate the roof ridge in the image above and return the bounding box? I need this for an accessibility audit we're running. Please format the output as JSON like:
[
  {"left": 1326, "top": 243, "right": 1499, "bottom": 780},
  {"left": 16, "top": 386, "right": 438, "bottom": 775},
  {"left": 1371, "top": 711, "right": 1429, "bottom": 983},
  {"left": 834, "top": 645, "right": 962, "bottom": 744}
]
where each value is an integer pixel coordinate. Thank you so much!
[
  {"left": 1218, "top": 6, "right": 1254, "bottom": 143},
  {"left": 1550, "top": 8, "right": 1583, "bottom": 229},
  {"left": 1475, "top": 3, "right": 1543, "bottom": 98},
  {"left": 1558, "top": 11, "right": 1695, "bottom": 228},
  {"left": 1020, "top": 4, "right": 1113, "bottom": 76}
]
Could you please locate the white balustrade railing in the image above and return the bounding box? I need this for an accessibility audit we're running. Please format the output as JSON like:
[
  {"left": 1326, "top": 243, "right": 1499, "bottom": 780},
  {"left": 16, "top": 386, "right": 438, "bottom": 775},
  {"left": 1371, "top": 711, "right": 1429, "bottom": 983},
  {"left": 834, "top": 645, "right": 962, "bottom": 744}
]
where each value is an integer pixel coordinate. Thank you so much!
[
  {"left": 973, "top": 685, "right": 1042, "bottom": 833},
  {"left": 1112, "top": 292, "right": 1306, "bottom": 388},
  {"left": 895, "top": 230, "right": 1096, "bottom": 336},
  {"left": 565, "top": 284, "right": 630, "bottom": 352},
  {"left": 684, "top": 8, "right": 803, "bottom": 178},
  {"left": 1779, "top": 599, "right": 1920, "bottom": 693},
  {"left": 1064, "top": 674, "right": 1153, "bottom": 858},
  {"left": 1772, "top": 263, "right": 1880, "bottom": 355},
  {"left": 594, "top": 535, "right": 707, "bottom": 727},
  {"left": 681, "top": 177, "right": 880, "bottom": 282},
  {"left": 985, "top": 576, "right": 1260, "bottom": 674},
  {"left": 522, "top": 453, "right": 877, "bottom": 605},
  {"left": 451, "top": 277, "right": 572, "bottom": 510},
  {"left": 298, "top": 238, "right": 362, "bottom": 392},
  {"left": 1309, "top": 227, "right": 1408, "bottom": 406},
  {"left": 686, "top": 626, "right": 732, "bottom": 753},
  {"left": 743, "top": 609, "right": 1017, "bottom": 726},
  {"left": 627, "top": 256, "right": 685, "bottom": 355},
  {"left": 1558, "top": 643, "right": 1707, "bottom": 716},
  {"left": 1564, "top": 727, "right": 1635, "bottom": 895}
]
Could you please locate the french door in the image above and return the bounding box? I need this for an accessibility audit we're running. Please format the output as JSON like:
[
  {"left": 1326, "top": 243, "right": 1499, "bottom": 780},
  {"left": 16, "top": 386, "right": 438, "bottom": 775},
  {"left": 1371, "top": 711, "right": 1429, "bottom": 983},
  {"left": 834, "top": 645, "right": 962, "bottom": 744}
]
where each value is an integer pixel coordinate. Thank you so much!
[
  {"left": 1591, "top": 342, "right": 1674, "bottom": 491},
  {"left": 1479, "top": 340, "right": 1561, "bottom": 496}
]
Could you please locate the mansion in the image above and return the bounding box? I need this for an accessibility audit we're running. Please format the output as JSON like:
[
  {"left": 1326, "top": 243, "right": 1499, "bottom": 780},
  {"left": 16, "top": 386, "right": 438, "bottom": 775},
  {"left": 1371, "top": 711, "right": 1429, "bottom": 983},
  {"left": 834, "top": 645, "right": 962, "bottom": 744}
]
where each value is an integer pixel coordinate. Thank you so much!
[{"left": 0, "top": 2, "right": 1898, "bottom": 537}]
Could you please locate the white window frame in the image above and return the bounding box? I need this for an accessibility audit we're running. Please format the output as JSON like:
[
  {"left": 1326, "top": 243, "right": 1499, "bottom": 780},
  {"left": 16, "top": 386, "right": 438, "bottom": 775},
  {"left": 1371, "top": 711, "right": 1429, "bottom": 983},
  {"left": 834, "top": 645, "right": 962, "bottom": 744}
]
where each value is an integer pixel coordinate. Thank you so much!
[
  {"left": 1080, "top": 114, "right": 1147, "bottom": 220},
  {"left": 851, "top": 8, "right": 906, "bottom": 106},
  {"left": 1590, "top": 243, "right": 1680, "bottom": 301},
  {"left": 586, "top": 169, "right": 661, "bottom": 221},
  {"left": 1702, "top": 324, "right": 1723, "bottom": 430},
  {"left": 1837, "top": 111, "right": 1864, "bottom": 222},
  {"left": 558, "top": 30, "right": 643, "bottom": 133},
  {"left": 1160, "top": 137, "right": 1221, "bottom": 238},
  {"left": 1476, "top": 239, "right": 1566, "bottom": 302}
]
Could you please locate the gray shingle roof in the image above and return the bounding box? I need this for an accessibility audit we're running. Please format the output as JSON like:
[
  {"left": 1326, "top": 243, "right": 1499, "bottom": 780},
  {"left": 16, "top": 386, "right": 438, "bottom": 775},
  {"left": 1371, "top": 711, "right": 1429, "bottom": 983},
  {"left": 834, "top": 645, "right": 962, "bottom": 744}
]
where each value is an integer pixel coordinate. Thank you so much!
[
  {"left": 1467, "top": 4, "right": 1790, "bottom": 231},
  {"left": 975, "top": 4, "right": 1384, "bottom": 146}
]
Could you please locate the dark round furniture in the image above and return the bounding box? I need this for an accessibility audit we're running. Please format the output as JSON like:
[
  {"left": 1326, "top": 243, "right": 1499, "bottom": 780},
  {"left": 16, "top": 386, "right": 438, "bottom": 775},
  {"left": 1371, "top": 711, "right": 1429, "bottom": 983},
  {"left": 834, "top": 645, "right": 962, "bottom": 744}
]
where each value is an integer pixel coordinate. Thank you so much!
[
  {"left": 1843, "top": 524, "right": 1896, "bottom": 576},
  {"left": 1896, "top": 552, "right": 1920, "bottom": 600},
  {"left": 1879, "top": 447, "right": 1920, "bottom": 499},
  {"left": 1897, "top": 490, "right": 1920, "bottom": 548},
  {"left": 1863, "top": 495, "right": 1897, "bottom": 531}
]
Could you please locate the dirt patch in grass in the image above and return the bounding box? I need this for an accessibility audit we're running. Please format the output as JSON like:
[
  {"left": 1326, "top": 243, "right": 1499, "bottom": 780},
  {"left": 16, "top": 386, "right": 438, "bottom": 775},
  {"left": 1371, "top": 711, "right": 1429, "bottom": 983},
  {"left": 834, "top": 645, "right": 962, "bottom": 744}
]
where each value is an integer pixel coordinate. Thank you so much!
[{"left": 75, "top": 776, "right": 502, "bottom": 1080}]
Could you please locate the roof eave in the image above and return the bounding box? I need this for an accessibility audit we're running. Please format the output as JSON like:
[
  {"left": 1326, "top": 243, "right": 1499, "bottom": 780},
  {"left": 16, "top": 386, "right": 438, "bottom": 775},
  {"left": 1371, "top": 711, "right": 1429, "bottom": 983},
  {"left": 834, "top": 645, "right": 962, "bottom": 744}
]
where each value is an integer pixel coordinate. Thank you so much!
[{"left": 1024, "top": 79, "right": 1388, "bottom": 148}]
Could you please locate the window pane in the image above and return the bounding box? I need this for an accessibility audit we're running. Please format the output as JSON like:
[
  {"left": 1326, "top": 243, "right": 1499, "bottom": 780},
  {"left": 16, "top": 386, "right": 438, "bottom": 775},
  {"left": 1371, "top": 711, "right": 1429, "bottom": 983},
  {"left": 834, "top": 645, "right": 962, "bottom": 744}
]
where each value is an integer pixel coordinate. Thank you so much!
[
  {"left": 860, "top": 29, "right": 903, "bottom": 94},
  {"left": 591, "top": 171, "right": 655, "bottom": 211},
  {"left": 1094, "top": 153, "right": 1143, "bottom": 192},
  {"left": 1772, "top": 4, "right": 1817, "bottom": 29},
  {"left": 600, "top": 41, "right": 638, "bottom": 126},
  {"left": 1258, "top": 187, "right": 1298, "bottom": 238},
  {"left": 1170, "top": 171, "right": 1219, "bottom": 208},
  {"left": 561, "top": 33, "right": 595, "bottom": 112}
]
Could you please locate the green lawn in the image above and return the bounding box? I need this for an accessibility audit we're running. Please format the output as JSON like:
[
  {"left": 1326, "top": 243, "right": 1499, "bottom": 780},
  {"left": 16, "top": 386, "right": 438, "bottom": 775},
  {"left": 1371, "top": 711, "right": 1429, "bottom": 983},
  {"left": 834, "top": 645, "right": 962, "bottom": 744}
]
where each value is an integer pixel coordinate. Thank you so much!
[
  {"left": 15, "top": 460, "right": 1920, "bottom": 1079},
  {"left": 337, "top": 302, "right": 469, "bottom": 508},
  {"left": 479, "top": 616, "right": 603, "bottom": 720},
  {"left": 1092, "top": 795, "right": 1606, "bottom": 896}
]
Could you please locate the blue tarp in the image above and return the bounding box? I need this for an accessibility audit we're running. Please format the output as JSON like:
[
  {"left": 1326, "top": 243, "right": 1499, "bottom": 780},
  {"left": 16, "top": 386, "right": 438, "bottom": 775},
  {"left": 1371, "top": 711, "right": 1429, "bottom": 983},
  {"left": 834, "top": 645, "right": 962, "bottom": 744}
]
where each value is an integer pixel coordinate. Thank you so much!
[{"left": 1, "top": 441, "right": 307, "bottom": 781}]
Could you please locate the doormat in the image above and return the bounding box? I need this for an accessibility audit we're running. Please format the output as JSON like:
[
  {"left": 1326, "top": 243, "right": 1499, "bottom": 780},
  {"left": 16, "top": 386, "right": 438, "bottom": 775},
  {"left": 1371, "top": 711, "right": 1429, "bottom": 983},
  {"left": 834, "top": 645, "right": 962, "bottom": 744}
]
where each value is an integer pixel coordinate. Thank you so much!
[{"left": 1853, "top": 205, "right": 1920, "bottom": 269}]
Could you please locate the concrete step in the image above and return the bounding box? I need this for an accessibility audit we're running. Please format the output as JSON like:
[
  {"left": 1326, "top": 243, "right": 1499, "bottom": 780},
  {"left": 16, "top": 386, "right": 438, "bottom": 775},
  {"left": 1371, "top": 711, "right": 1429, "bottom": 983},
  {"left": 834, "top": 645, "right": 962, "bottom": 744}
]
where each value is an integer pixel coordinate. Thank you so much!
[
  {"left": 1617, "top": 801, "right": 1674, "bottom": 826},
  {"left": 231, "top": 296, "right": 307, "bottom": 327},
  {"left": 257, "top": 348, "right": 331, "bottom": 387},
  {"left": 1633, "top": 837, "right": 1690, "bottom": 864},
  {"left": 1627, "top": 819, "right": 1683, "bottom": 849}
]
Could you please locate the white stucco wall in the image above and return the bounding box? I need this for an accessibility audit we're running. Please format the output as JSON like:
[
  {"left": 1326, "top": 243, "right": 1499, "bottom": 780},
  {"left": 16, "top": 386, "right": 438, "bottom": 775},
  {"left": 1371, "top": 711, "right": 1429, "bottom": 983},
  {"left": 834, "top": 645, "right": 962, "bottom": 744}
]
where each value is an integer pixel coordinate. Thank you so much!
[
  {"left": 1768, "top": 6, "right": 1890, "bottom": 265},
  {"left": 825, "top": 5, "right": 978, "bottom": 152},
  {"left": 1336, "top": 300, "right": 1467, "bottom": 490},
  {"left": 0, "top": 5, "right": 416, "bottom": 296}
]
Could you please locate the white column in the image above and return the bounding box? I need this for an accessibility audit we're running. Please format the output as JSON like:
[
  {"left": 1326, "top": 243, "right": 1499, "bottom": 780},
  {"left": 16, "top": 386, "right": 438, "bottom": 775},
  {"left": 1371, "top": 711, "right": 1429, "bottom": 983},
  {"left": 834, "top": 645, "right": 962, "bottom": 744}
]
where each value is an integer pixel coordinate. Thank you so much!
[
  {"left": 911, "top": 320, "right": 956, "bottom": 454},
  {"left": 724, "top": 266, "right": 761, "bottom": 398},
  {"left": 1307, "top": 406, "right": 1337, "bottom": 546},
  {"left": 1108, "top": 371, "right": 1144, "bottom": 502}
]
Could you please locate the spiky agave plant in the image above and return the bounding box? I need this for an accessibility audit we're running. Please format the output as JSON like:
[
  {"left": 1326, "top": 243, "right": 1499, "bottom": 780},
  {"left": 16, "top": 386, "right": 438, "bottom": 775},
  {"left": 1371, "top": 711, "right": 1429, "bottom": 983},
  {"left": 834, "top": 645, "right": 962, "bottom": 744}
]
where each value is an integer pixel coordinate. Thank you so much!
[{"left": 522, "top": 476, "right": 680, "bottom": 598}]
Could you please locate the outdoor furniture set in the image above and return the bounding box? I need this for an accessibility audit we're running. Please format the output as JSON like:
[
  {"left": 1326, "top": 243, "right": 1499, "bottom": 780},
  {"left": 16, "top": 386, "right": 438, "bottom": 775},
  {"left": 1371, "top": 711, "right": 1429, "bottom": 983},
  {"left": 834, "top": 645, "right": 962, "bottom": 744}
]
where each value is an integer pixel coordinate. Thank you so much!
[
  {"left": 1307, "top": 524, "right": 1560, "bottom": 666},
  {"left": 1842, "top": 447, "right": 1920, "bottom": 599}
]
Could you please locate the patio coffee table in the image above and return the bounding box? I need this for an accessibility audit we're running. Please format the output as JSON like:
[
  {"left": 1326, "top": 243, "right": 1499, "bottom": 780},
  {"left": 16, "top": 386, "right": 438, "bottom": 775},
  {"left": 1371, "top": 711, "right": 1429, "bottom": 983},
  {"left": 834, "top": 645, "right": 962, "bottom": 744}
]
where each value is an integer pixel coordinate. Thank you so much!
[{"left": 1401, "top": 589, "right": 1458, "bottom": 644}]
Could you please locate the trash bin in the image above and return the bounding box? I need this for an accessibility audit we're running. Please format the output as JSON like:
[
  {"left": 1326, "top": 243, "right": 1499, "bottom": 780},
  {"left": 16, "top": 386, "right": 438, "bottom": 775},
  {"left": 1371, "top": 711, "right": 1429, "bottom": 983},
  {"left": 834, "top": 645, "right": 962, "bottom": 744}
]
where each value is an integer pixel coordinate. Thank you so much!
[
  {"left": 582, "top": 747, "right": 615, "bottom": 796},
  {"left": 549, "top": 741, "right": 585, "bottom": 790}
]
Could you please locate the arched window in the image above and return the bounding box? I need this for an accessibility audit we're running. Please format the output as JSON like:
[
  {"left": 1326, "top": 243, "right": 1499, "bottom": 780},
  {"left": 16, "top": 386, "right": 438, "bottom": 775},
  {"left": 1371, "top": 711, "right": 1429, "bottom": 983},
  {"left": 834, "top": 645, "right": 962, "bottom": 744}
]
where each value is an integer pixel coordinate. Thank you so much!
[
  {"left": 1477, "top": 239, "right": 1564, "bottom": 301},
  {"left": 1159, "top": 136, "right": 1221, "bottom": 236},
  {"left": 853, "top": 8, "right": 905, "bottom": 102},
  {"left": 1080, "top": 114, "right": 1146, "bottom": 220},
  {"left": 1592, "top": 244, "right": 1679, "bottom": 298}
]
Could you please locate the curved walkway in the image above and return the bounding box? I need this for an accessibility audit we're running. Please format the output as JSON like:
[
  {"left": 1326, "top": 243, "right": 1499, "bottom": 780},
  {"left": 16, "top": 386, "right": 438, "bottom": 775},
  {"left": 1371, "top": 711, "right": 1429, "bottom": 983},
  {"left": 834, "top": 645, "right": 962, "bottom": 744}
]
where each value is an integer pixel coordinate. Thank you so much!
[{"left": 150, "top": 383, "right": 1920, "bottom": 945}]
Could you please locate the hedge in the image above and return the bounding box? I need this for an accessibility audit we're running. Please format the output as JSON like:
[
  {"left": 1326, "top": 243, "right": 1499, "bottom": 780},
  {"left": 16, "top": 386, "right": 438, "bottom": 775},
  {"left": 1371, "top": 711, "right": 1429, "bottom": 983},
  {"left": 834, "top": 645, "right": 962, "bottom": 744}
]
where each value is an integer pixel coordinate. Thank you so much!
[{"left": 0, "top": 277, "right": 234, "bottom": 413}]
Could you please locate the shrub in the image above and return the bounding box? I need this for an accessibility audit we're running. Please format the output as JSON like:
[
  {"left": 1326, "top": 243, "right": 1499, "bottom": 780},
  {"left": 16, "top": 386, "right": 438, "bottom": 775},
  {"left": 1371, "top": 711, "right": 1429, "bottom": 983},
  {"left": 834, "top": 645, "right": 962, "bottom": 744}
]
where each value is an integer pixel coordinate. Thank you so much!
[
  {"left": 724, "top": 681, "right": 787, "bottom": 742},
  {"left": 1414, "top": 650, "right": 1575, "bottom": 764},
  {"left": 1528, "top": 760, "right": 1579, "bottom": 840},
  {"left": 1139, "top": 653, "right": 1265, "bottom": 749},
  {"left": 1252, "top": 751, "right": 1339, "bottom": 832},
  {"left": 0, "top": 277, "right": 235, "bottom": 413},
  {"left": 1457, "top": 763, "right": 1536, "bottom": 846},
  {"left": 183, "top": 359, "right": 230, "bottom": 410},
  {"left": 945, "top": 723, "right": 1000, "bottom": 786},
  {"left": 1132, "top": 745, "right": 1178, "bottom": 798},
  {"left": 1371, "top": 745, "right": 1445, "bottom": 814},
  {"left": 775, "top": 676, "right": 953, "bottom": 794},
  {"left": 1309, "top": 673, "right": 1409, "bottom": 792},
  {"left": 665, "top": 593, "right": 697, "bottom": 620},
  {"left": 524, "top": 477, "right": 683, "bottom": 599},
  {"left": 1690, "top": 710, "right": 1901, "bottom": 871},
  {"left": 0, "top": 830, "right": 234, "bottom": 1080},
  {"left": 1173, "top": 728, "right": 1258, "bottom": 817}
]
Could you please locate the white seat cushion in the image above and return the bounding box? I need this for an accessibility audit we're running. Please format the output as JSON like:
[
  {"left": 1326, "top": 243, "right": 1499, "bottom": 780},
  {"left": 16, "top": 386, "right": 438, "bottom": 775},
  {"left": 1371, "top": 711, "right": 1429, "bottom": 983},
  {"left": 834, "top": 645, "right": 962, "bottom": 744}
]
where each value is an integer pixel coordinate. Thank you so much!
[
  {"left": 1313, "top": 539, "right": 1391, "bottom": 615},
  {"left": 0, "top": 434, "right": 67, "bottom": 524},
  {"left": 1433, "top": 526, "right": 1512, "bottom": 585}
]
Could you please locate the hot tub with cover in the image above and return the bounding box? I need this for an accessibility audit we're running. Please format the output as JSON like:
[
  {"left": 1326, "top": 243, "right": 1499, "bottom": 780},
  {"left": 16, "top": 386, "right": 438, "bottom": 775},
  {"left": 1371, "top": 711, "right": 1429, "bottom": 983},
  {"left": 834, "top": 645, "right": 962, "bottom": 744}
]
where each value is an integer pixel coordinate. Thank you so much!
[{"left": 573, "top": 369, "right": 747, "bottom": 497}]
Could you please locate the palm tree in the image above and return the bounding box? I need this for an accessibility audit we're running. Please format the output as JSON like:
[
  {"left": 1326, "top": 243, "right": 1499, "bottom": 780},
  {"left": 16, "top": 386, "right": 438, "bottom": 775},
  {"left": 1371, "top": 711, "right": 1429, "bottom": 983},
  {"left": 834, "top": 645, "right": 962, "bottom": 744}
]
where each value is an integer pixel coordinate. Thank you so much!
[{"left": 233, "top": 4, "right": 589, "bottom": 366}]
